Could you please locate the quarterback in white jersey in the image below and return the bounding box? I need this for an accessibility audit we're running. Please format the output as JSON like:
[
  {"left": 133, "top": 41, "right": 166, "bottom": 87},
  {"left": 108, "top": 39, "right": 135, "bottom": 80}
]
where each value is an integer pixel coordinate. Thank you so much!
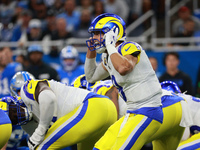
[
  {"left": 8, "top": 72, "right": 117, "bottom": 150},
  {"left": 85, "top": 13, "right": 164, "bottom": 149}
]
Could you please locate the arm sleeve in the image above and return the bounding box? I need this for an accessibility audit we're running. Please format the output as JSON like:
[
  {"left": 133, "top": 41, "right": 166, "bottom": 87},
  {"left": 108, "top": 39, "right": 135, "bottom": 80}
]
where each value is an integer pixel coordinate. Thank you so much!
[
  {"left": 37, "top": 90, "right": 56, "bottom": 132},
  {"left": 84, "top": 57, "right": 109, "bottom": 83}
]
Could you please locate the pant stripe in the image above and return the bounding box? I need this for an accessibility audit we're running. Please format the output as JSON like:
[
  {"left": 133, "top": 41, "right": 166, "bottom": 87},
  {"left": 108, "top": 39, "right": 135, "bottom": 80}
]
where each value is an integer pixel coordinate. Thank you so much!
[
  {"left": 120, "top": 116, "right": 152, "bottom": 150},
  {"left": 38, "top": 100, "right": 88, "bottom": 150},
  {"left": 178, "top": 139, "right": 200, "bottom": 150}
]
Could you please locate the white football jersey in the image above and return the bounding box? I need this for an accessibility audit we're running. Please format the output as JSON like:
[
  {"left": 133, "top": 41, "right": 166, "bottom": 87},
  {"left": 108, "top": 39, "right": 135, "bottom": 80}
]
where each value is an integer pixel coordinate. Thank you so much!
[
  {"left": 20, "top": 79, "right": 90, "bottom": 124},
  {"left": 178, "top": 93, "right": 200, "bottom": 126},
  {"left": 102, "top": 41, "right": 162, "bottom": 111}
]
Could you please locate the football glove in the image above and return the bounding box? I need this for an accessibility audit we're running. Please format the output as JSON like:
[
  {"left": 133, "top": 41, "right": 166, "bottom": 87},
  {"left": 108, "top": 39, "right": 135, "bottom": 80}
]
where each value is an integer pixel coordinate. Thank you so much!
[
  {"left": 28, "top": 125, "right": 47, "bottom": 150},
  {"left": 104, "top": 26, "right": 119, "bottom": 47}
]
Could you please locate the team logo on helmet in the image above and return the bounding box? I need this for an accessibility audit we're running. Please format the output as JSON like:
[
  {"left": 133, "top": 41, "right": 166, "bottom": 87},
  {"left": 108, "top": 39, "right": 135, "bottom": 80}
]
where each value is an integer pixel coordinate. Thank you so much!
[{"left": 86, "top": 13, "right": 126, "bottom": 53}]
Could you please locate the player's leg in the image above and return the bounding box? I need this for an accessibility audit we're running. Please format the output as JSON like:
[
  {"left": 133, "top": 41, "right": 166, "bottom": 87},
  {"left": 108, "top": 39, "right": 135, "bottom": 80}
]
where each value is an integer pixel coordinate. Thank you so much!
[
  {"left": 37, "top": 97, "right": 117, "bottom": 150},
  {"left": 177, "top": 133, "right": 200, "bottom": 150},
  {"left": 0, "top": 124, "right": 12, "bottom": 149},
  {"left": 94, "top": 113, "right": 161, "bottom": 150},
  {"left": 151, "top": 102, "right": 184, "bottom": 150},
  {"left": 112, "top": 114, "right": 161, "bottom": 150},
  {"left": 152, "top": 128, "right": 184, "bottom": 150},
  {"left": 93, "top": 115, "right": 127, "bottom": 150}
]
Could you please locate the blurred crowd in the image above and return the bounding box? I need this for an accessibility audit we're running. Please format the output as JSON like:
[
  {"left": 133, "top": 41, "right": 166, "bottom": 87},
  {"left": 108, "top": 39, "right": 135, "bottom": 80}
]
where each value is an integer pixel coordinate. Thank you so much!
[
  {"left": 0, "top": 0, "right": 200, "bottom": 50},
  {"left": 0, "top": 0, "right": 157, "bottom": 54}
]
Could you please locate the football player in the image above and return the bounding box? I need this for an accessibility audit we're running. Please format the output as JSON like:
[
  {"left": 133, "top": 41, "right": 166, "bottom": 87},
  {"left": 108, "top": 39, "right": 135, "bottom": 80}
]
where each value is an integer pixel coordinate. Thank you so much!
[
  {"left": 56, "top": 45, "right": 85, "bottom": 85},
  {"left": 85, "top": 13, "right": 163, "bottom": 149},
  {"left": 71, "top": 75, "right": 127, "bottom": 119},
  {"left": 0, "top": 47, "right": 22, "bottom": 98},
  {"left": 84, "top": 13, "right": 190, "bottom": 149},
  {"left": 161, "top": 81, "right": 200, "bottom": 150},
  {"left": 8, "top": 71, "right": 117, "bottom": 150},
  {"left": 73, "top": 75, "right": 193, "bottom": 150}
]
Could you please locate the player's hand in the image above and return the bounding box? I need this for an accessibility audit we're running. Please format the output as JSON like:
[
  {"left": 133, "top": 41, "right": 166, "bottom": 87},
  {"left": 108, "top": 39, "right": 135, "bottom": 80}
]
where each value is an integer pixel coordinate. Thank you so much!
[
  {"left": 28, "top": 137, "right": 39, "bottom": 150},
  {"left": 28, "top": 125, "right": 46, "bottom": 150},
  {"left": 104, "top": 26, "right": 119, "bottom": 47}
]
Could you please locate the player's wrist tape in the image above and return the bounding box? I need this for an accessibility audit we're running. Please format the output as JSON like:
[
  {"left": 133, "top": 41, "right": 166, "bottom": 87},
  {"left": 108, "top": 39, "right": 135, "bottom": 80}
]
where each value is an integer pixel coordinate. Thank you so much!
[
  {"left": 37, "top": 124, "right": 48, "bottom": 135},
  {"left": 107, "top": 44, "right": 118, "bottom": 56}
]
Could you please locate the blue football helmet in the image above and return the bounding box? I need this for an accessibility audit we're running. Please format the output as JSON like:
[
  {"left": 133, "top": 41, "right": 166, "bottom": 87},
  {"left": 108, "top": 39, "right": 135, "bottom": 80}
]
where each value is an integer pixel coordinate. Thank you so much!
[
  {"left": 160, "top": 81, "right": 181, "bottom": 93},
  {"left": 86, "top": 13, "right": 126, "bottom": 53},
  {"left": 10, "top": 71, "right": 35, "bottom": 97},
  {"left": 0, "top": 96, "right": 32, "bottom": 125},
  {"left": 60, "top": 46, "right": 79, "bottom": 72}
]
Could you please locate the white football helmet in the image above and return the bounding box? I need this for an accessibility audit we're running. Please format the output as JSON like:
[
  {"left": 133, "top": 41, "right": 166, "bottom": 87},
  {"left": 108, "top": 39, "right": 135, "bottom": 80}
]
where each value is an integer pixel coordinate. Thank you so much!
[{"left": 10, "top": 71, "right": 35, "bottom": 97}]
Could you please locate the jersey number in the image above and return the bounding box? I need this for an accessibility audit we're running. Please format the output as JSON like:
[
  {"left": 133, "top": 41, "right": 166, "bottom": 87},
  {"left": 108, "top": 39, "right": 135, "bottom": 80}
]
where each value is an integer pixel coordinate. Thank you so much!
[
  {"left": 0, "top": 78, "right": 10, "bottom": 95},
  {"left": 111, "top": 75, "right": 127, "bottom": 102}
]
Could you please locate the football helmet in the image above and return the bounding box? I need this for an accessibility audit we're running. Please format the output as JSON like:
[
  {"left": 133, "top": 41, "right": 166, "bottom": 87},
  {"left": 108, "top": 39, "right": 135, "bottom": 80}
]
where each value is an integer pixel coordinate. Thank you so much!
[
  {"left": 160, "top": 81, "right": 181, "bottom": 93},
  {"left": 0, "top": 96, "right": 32, "bottom": 125},
  {"left": 86, "top": 13, "right": 126, "bottom": 53},
  {"left": 60, "top": 46, "right": 79, "bottom": 72},
  {"left": 71, "top": 74, "right": 87, "bottom": 89},
  {"left": 10, "top": 71, "right": 35, "bottom": 97},
  {"left": 71, "top": 74, "right": 100, "bottom": 91}
]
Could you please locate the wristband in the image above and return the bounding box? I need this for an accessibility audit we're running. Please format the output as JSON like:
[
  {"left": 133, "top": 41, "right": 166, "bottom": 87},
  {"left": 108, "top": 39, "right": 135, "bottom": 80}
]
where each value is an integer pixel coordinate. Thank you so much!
[{"left": 106, "top": 44, "right": 118, "bottom": 56}]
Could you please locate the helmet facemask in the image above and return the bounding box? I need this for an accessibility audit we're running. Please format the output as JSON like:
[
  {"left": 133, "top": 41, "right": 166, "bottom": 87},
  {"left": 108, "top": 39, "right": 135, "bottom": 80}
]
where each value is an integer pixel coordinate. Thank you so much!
[
  {"left": 9, "top": 102, "right": 32, "bottom": 125},
  {"left": 86, "top": 29, "right": 106, "bottom": 54},
  {"left": 86, "top": 13, "right": 126, "bottom": 54},
  {"left": 60, "top": 46, "right": 79, "bottom": 72}
]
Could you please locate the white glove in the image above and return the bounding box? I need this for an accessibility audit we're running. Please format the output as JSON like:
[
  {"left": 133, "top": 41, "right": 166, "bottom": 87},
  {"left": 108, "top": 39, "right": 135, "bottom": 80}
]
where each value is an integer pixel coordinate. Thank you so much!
[
  {"left": 28, "top": 138, "right": 39, "bottom": 150},
  {"left": 28, "top": 125, "right": 47, "bottom": 150},
  {"left": 104, "top": 26, "right": 119, "bottom": 46}
]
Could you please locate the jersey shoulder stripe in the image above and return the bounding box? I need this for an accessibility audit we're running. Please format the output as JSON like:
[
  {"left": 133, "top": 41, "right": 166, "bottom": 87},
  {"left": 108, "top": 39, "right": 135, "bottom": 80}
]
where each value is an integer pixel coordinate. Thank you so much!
[
  {"left": 23, "top": 79, "right": 49, "bottom": 101},
  {"left": 118, "top": 41, "right": 142, "bottom": 63}
]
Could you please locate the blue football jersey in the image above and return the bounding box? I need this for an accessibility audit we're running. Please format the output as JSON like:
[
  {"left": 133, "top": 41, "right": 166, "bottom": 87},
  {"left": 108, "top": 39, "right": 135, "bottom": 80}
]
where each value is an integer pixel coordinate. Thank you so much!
[
  {"left": 0, "top": 62, "right": 22, "bottom": 98},
  {"left": 57, "top": 65, "right": 85, "bottom": 85}
]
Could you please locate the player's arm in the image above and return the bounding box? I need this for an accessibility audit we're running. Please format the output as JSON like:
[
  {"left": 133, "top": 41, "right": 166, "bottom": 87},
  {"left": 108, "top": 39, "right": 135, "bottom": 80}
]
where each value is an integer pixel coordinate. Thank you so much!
[
  {"left": 110, "top": 53, "right": 137, "bottom": 76},
  {"left": 104, "top": 27, "right": 140, "bottom": 76},
  {"left": 28, "top": 81, "right": 56, "bottom": 149},
  {"left": 85, "top": 58, "right": 109, "bottom": 83},
  {"left": 35, "top": 81, "right": 56, "bottom": 131}
]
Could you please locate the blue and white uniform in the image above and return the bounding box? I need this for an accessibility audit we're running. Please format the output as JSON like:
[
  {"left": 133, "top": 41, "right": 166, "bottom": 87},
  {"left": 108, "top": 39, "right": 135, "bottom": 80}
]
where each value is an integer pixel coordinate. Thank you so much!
[
  {"left": 20, "top": 79, "right": 117, "bottom": 150},
  {"left": 0, "top": 62, "right": 22, "bottom": 98},
  {"left": 56, "top": 65, "right": 85, "bottom": 85},
  {"left": 93, "top": 41, "right": 163, "bottom": 150},
  {"left": 177, "top": 94, "right": 200, "bottom": 150}
]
